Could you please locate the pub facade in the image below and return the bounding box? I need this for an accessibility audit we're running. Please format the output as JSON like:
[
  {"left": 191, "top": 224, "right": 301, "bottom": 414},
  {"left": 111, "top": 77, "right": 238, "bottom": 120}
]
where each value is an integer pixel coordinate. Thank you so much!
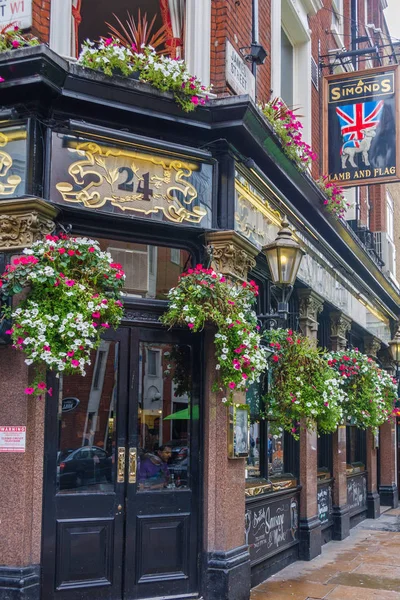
[{"left": 0, "top": 2, "right": 399, "bottom": 600}]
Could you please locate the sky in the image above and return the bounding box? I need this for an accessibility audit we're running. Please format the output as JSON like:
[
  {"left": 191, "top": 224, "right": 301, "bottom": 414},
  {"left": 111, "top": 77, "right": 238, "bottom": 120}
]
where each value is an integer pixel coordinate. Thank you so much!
[{"left": 384, "top": 1, "right": 400, "bottom": 42}]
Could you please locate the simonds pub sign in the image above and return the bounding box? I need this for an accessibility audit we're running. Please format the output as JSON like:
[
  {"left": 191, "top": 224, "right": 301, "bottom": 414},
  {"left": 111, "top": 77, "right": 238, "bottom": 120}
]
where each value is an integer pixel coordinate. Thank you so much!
[{"left": 323, "top": 66, "right": 400, "bottom": 187}]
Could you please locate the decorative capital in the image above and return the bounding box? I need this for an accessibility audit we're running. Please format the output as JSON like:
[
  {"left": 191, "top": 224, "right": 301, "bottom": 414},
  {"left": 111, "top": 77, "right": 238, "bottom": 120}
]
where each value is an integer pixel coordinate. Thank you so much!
[
  {"left": 329, "top": 311, "right": 351, "bottom": 351},
  {"left": 297, "top": 289, "right": 324, "bottom": 339},
  {"left": 363, "top": 334, "right": 382, "bottom": 358},
  {"left": 0, "top": 198, "right": 58, "bottom": 251},
  {"left": 205, "top": 231, "right": 258, "bottom": 281}
]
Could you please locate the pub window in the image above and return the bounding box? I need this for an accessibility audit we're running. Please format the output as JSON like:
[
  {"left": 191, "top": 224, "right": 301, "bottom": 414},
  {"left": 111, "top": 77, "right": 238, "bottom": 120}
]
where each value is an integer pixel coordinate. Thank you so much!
[
  {"left": 73, "top": 0, "right": 185, "bottom": 59},
  {"left": 346, "top": 426, "right": 366, "bottom": 473},
  {"left": 245, "top": 275, "right": 298, "bottom": 495},
  {"left": 97, "top": 238, "right": 191, "bottom": 300}
]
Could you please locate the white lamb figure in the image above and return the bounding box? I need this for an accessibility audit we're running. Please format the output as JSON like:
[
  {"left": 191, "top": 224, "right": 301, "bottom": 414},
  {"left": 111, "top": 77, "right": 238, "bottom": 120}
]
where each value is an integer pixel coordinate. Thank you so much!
[{"left": 341, "top": 127, "right": 377, "bottom": 169}]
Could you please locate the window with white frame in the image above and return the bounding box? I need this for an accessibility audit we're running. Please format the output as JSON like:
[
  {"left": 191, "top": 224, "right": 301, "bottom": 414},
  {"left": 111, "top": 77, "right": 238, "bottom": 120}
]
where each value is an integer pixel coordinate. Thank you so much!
[
  {"left": 280, "top": 28, "right": 294, "bottom": 107},
  {"left": 50, "top": 0, "right": 211, "bottom": 85},
  {"left": 331, "top": 0, "right": 344, "bottom": 44},
  {"left": 387, "top": 193, "right": 394, "bottom": 241},
  {"left": 271, "top": 0, "right": 312, "bottom": 143},
  {"left": 386, "top": 192, "right": 396, "bottom": 279}
]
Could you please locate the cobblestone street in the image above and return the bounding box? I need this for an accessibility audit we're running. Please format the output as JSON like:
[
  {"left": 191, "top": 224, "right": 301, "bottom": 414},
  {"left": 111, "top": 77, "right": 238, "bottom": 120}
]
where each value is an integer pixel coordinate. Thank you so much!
[{"left": 251, "top": 509, "right": 400, "bottom": 600}]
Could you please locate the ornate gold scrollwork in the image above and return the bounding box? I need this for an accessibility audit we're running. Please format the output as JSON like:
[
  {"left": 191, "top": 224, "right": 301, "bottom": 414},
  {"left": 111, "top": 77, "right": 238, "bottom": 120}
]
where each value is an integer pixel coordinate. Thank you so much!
[
  {"left": 0, "top": 131, "right": 22, "bottom": 196},
  {"left": 56, "top": 141, "right": 208, "bottom": 224}
]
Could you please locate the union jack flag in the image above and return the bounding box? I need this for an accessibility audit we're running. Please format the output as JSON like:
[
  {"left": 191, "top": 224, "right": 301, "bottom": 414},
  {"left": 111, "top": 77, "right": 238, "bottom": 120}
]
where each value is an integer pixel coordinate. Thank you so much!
[{"left": 336, "top": 101, "right": 384, "bottom": 142}]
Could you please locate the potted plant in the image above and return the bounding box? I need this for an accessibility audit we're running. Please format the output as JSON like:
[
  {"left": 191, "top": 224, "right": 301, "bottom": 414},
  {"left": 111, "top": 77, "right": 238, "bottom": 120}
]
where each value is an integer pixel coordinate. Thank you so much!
[{"left": 0, "top": 24, "right": 39, "bottom": 52}]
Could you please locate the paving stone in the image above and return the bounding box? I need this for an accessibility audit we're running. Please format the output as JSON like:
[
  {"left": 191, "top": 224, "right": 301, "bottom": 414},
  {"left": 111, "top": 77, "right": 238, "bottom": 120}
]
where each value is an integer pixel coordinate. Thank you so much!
[
  {"left": 324, "top": 585, "right": 400, "bottom": 599},
  {"left": 250, "top": 513, "right": 400, "bottom": 600}
]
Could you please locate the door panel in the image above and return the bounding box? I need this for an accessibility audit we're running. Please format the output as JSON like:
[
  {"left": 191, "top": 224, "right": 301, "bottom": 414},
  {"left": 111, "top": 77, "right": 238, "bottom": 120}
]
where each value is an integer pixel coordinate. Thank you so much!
[
  {"left": 124, "top": 329, "right": 200, "bottom": 599},
  {"left": 42, "top": 326, "right": 200, "bottom": 600},
  {"left": 42, "top": 329, "right": 129, "bottom": 600}
]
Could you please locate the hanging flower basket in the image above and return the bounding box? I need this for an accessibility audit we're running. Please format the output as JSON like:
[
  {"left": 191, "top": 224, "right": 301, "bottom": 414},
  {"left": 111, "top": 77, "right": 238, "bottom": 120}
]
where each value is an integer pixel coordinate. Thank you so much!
[
  {"left": 161, "top": 264, "right": 268, "bottom": 403},
  {"left": 263, "top": 329, "right": 346, "bottom": 438},
  {"left": 0, "top": 234, "right": 125, "bottom": 397},
  {"left": 326, "top": 349, "right": 397, "bottom": 429}
]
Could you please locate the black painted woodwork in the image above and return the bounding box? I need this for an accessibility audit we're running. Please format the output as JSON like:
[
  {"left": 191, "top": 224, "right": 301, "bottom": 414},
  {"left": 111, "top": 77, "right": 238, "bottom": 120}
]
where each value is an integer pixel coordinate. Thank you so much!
[{"left": 41, "top": 327, "right": 201, "bottom": 600}]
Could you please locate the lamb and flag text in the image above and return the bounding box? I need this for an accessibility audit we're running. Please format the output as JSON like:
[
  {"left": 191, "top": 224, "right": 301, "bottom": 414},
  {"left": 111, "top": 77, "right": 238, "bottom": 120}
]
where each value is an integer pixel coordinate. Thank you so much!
[{"left": 323, "top": 66, "right": 400, "bottom": 187}]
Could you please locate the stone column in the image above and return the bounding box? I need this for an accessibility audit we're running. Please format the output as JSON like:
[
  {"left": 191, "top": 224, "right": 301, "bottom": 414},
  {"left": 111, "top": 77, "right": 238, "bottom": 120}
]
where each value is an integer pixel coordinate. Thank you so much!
[
  {"left": 297, "top": 289, "right": 323, "bottom": 560},
  {"left": 329, "top": 311, "right": 351, "bottom": 540},
  {"left": 363, "top": 333, "right": 382, "bottom": 518},
  {"left": 203, "top": 231, "right": 258, "bottom": 600},
  {"left": 0, "top": 198, "right": 58, "bottom": 599}
]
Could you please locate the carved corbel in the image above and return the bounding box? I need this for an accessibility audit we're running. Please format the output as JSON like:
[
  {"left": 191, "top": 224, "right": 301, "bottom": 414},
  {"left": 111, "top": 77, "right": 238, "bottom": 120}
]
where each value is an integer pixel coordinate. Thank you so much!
[
  {"left": 297, "top": 288, "right": 324, "bottom": 341},
  {"left": 330, "top": 311, "right": 351, "bottom": 351},
  {"left": 205, "top": 231, "right": 259, "bottom": 282},
  {"left": 0, "top": 198, "right": 58, "bottom": 251}
]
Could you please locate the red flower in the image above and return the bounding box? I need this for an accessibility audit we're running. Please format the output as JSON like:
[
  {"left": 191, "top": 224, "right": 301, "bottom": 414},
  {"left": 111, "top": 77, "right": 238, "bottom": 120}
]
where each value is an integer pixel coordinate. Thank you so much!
[
  {"left": 88, "top": 246, "right": 95, "bottom": 253},
  {"left": 67, "top": 250, "right": 75, "bottom": 256},
  {"left": 25, "top": 387, "right": 34, "bottom": 395},
  {"left": 37, "top": 382, "right": 46, "bottom": 390},
  {"left": 47, "top": 388, "right": 53, "bottom": 397},
  {"left": 272, "top": 355, "right": 279, "bottom": 362},
  {"left": 71, "top": 359, "right": 80, "bottom": 367},
  {"left": 229, "top": 382, "right": 236, "bottom": 389},
  {"left": 188, "top": 323, "right": 194, "bottom": 329},
  {"left": 92, "top": 311, "right": 101, "bottom": 318},
  {"left": 58, "top": 248, "right": 66, "bottom": 254}
]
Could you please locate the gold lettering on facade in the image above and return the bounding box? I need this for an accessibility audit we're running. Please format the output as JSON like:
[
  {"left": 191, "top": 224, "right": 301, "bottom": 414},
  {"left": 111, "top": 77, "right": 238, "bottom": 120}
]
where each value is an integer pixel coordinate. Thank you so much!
[
  {"left": 328, "top": 73, "right": 394, "bottom": 103},
  {"left": 56, "top": 141, "right": 208, "bottom": 224},
  {"left": 234, "top": 178, "right": 281, "bottom": 249},
  {"left": 0, "top": 131, "right": 23, "bottom": 196}
]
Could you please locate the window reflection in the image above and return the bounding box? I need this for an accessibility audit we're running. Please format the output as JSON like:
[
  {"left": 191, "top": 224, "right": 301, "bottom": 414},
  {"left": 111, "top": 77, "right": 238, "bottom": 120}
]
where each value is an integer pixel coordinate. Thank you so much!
[
  {"left": 57, "top": 341, "right": 118, "bottom": 494},
  {"left": 138, "top": 343, "right": 193, "bottom": 492},
  {"left": 268, "top": 423, "right": 284, "bottom": 477},
  {"left": 97, "top": 238, "right": 190, "bottom": 300}
]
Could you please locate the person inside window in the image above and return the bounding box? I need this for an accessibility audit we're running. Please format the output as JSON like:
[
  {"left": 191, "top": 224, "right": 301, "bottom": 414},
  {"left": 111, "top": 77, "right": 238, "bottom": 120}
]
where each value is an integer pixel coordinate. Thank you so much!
[{"left": 138, "top": 445, "right": 172, "bottom": 489}]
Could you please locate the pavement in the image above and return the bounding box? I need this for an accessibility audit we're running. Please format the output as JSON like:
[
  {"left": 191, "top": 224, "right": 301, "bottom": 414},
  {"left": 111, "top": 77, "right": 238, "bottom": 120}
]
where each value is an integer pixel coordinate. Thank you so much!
[{"left": 250, "top": 508, "right": 400, "bottom": 599}]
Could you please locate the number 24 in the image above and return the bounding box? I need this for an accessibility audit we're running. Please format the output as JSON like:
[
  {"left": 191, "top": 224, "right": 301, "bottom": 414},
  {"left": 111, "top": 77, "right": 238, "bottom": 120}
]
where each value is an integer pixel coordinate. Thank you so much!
[{"left": 118, "top": 167, "right": 153, "bottom": 201}]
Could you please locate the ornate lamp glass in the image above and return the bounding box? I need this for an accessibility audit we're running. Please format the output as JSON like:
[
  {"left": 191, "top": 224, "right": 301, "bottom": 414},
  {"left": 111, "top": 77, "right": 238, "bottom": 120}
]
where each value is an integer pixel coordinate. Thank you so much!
[
  {"left": 389, "top": 330, "right": 400, "bottom": 365},
  {"left": 262, "top": 219, "right": 305, "bottom": 286}
]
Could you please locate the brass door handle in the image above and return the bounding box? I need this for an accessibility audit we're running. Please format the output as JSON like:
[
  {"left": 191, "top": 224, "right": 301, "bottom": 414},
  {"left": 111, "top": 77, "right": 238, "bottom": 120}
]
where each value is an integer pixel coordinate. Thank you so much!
[
  {"left": 129, "top": 448, "right": 137, "bottom": 483},
  {"left": 117, "top": 447, "right": 125, "bottom": 483}
]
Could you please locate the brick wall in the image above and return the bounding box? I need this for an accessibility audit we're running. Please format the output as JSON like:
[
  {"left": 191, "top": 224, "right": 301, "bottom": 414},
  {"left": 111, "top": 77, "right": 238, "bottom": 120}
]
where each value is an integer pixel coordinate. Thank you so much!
[
  {"left": 210, "top": 0, "right": 271, "bottom": 102},
  {"left": 31, "top": 0, "right": 50, "bottom": 42}
]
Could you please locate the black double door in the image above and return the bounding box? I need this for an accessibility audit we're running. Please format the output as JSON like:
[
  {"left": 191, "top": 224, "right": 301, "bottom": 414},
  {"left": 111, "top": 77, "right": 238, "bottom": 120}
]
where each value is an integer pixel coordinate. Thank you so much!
[{"left": 42, "top": 326, "right": 201, "bottom": 600}]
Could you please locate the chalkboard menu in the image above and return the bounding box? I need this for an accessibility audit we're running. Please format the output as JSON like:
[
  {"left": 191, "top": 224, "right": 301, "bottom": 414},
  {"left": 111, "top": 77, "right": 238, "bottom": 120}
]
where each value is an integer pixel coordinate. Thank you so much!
[
  {"left": 347, "top": 473, "right": 367, "bottom": 516},
  {"left": 245, "top": 493, "right": 299, "bottom": 565},
  {"left": 317, "top": 483, "right": 333, "bottom": 526}
]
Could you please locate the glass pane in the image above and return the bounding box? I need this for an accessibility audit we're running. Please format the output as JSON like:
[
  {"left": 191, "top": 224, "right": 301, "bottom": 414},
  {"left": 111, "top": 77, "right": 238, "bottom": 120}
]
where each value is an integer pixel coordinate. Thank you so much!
[
  {"left": 138, "top": 343, "right": 193, "bottom": 492},
  {"left": 268, "top": 422, "right": 284, "bottom": 477},
  {"left": 96, "top": 237, "right": 190, "bottom": 300},
  {"left": 56, "top": 341, "right": 119, "bottom": 494},
  {"left": 246, "top": 381, "right": 263, "bottom": 479}
]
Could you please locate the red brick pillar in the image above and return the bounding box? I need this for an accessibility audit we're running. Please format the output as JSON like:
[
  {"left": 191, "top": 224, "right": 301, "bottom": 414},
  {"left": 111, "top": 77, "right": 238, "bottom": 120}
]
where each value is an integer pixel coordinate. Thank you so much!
[
  {"left": 0, "top": 198, "right": 57, "bottom": 598},
  {"left": 379, "top": 420, "right": 398, "bottom": 508},
  {"left": 330, "top": 311, "right": 351, "bottom": 540},
  {"left": 297, "top": 289, "right": 324, "bottom": 560},
  {"left": 203, "top": 231, "right": 258, "bottom": 600}
]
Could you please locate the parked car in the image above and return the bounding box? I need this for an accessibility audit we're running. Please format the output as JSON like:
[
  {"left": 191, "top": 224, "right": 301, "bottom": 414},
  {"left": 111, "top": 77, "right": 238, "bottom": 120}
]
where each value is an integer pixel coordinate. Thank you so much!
[{"left": 57, "top": 446, "right": 112, "bottom": 490}]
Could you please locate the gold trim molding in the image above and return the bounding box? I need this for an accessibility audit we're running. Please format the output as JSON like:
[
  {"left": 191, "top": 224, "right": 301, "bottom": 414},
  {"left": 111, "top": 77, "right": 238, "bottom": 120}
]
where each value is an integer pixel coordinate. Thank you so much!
[{"left": 0, "top": 198, "right": 59, "bottom": 251}]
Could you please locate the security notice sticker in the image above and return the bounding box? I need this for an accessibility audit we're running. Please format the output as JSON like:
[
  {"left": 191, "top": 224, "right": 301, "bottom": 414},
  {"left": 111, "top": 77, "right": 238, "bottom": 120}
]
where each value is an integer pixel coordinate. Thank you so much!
[
  {"left": 0, "top": 426, "right": 26, "bottom": 452},
  {"left": 323, "top": 65, "right": 400, "bottom": 186}
]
